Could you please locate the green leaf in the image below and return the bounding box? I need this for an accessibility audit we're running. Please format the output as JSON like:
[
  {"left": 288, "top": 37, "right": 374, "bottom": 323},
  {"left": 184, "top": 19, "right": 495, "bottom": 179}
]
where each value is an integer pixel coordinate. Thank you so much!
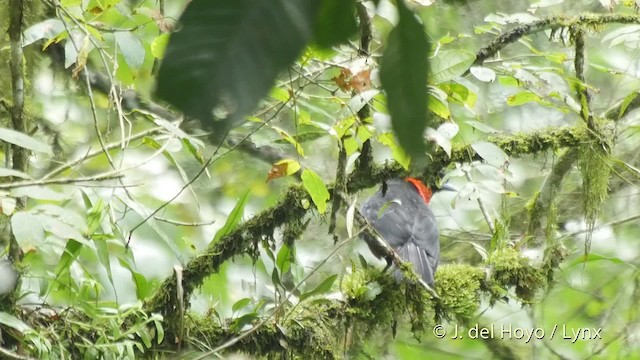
[
  {"left": 507, "top": 91, "right": 541, "bottom": 106},
  {"left": 11, "top": 186, "right": 65, "bottom": 201},
  {"left": 181, "top": 138, "right": 206, "bottom": 165},
  {"left": 118, "top": 256, "right": 152, "bottom": 299},
  {"left": 0, "top": 167, "right": 31, "bottom": 179},
  {"left": 11, "top": 212, "right": 45, "bottom": 244},
  {"left": 150, "top": 33, "right": 170, "bottom": 59},
  {"left": 430, "top": 50, "right": 476, "bottom": 84},
  {"left": 156, "top": 0, "right": 322, "bottom": 133},
  {"left": 300, "top": 274, "right": 338, "bottom": 300},
  {"left": 231, "top": 313, "right": 259, "bottom": 332},
  {"left": 23, "top": 19, "right": 65, "bottom": 47},
  {"left": 114, "top": 31, "right": 145, "bottom": 69},
  {"left": 153, "top": 316, "right": 165, "bottom": 344},
  {"left": 427, "top": 88, "right": 450, "bottom": 119},
  {"left": 53, "top": 239, "right": 84, "bottom": 287},
  {"left": 380, "top": 2, "right": 429, "bottom": 158},
  {"left": 426, "top": 122, "right": 458, "bottom": 157},
  {"left": 471, "top": 141, "right": 509, "bottom": 168},
  {"left": 0, "top": 127, "right": 52, "bottom": 155},
  {"left": 313, "top": 0, "right": 357, "bottom": 48},
  {"left": 212, "top": 190, "right": 251, "bottom": 243},
  {"left": 469, "top": 66, "right": 496, "bottom": 82},
  {"left": 274, "top": 127, "right": 305, "bottom": 156},
  {"left": 618, "top": 92, "right": 638, "bottom": 119},
  {"left": 377, "top": 133, "right": 410, "bottom": 170},
  {"left": 439, "top": 83, "right": 476, "bottom": 107},
  {"left": 40, "top": 215, "right": 92, "bottom": 247},
  {"left": 569, "top": 253, "right": 637, "bottom": 270},
  {"left": 232, "top": 298, "right": 252, "bottom": 313},
  {"left": 301, "top": 169, "right": 330, "bottom": 214},
  {"left": 276, "top": 244, "right": 294, "bottom": 274},
  {"left": 333, "top": 116, "right": 356, "bottom": 140},
  {"left": 0, "top": 312, "right": 33, "bottom": 334},
  {"left": 465, "top": 120, "right": 500, "bottom": 134}
]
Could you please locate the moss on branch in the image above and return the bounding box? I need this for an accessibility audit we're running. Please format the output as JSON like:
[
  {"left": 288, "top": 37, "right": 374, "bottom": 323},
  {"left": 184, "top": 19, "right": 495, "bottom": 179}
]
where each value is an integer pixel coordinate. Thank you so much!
[
  {"left": 474, "top": 13, "right": 640, "bottom": 66},
  {"left": 170, "top": 262, "right": 533, "bottom": 359}
]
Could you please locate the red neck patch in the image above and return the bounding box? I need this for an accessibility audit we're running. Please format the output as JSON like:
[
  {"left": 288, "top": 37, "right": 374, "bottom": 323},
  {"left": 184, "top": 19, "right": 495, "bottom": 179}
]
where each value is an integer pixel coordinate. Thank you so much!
[{"left": 405, "top": 177, "right": 432, "bottom": 204}]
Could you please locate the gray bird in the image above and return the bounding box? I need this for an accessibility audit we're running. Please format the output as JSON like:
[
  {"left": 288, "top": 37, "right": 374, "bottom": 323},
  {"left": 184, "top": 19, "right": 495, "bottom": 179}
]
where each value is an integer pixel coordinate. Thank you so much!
[{"left": 361, "top": 178, "right": 453, "bottom": 285}]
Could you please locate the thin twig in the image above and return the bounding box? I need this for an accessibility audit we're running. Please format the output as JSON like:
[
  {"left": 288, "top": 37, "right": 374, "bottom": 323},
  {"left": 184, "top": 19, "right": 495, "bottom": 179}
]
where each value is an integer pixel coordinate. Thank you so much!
[
  {"left": 153, "top": 217, "right": 216, "bottom": 227},
  {"left": 41, "top": 127, "right": 162, "bottom": 180},
  {"left": 0, "top": 174, "right": 124, "bottom": 189},
  {"left": 465, "top": 170, "right": 495, "bottom": 234},
  {"left": 561, "top": 213, "right": 640, "bottom": 238}
]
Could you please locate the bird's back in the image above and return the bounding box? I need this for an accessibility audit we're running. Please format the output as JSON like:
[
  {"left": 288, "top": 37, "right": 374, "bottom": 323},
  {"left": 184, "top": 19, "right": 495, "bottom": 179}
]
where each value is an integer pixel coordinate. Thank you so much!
[{"left": 360, "top": 179, "right": 440, "bottom": 284}]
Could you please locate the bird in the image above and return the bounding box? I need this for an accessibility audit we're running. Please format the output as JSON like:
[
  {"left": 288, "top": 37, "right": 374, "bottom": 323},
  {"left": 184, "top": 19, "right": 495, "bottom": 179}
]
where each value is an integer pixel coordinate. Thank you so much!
[{"left": 360, "top": 178, "right": 454, "bottom": 286}]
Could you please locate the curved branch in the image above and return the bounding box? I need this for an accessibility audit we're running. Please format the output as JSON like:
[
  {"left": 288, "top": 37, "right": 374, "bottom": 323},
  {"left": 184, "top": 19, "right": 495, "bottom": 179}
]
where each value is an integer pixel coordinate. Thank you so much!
[{"left": 474, "top": 13, "right": 640, "bottom": 66}]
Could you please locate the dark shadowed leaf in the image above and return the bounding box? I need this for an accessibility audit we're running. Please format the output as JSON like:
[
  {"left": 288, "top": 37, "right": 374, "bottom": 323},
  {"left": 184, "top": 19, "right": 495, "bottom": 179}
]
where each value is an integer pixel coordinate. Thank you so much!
[
  {"left": 379, "top": 2, "right": 429, "bottom": 158},
  {"left": 156, "top": 0, "right": 322, "bottom": 134},
  {"left": 313, "top": 0, "right": 358, "bottom": 48}
]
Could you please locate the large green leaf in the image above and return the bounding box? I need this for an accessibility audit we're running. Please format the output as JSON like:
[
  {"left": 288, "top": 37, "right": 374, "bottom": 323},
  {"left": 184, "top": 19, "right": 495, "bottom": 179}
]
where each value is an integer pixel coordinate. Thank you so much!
[
  {"left": 0, "top": 127, "right": 52, "bottom": 155},
  {"left": 430, "top": 50, "right": 476, "bottom": 84},
  {"left": 301, "top": 169, "right": 330, "bottom": 214},
  {"left": 156, "top": 0, "right": 323, "bottom": 133},
  {"left": 379, "top": 2, "right": 429, "bottom": 158},
  {"left": 312, "top": 0, "right": 357, "bottom": 47}
]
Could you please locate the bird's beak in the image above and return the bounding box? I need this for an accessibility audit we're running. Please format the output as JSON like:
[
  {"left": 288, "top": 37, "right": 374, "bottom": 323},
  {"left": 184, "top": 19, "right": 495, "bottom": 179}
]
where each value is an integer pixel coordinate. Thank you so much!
[{"left": 439, "top": 183, "right": 458, "bottom": 192}]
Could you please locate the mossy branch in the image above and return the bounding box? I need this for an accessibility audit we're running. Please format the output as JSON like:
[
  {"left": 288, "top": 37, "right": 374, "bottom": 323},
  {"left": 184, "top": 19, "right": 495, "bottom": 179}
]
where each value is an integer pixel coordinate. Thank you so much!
[
  {"left": 163, "top": 262, "right": 533, "bottom": 359},
  {"left": 144, "top": 125, "right": 593, "bottom": 321},
  {"left": 474, "top": 13, "right": 640, "bottom": 66}
]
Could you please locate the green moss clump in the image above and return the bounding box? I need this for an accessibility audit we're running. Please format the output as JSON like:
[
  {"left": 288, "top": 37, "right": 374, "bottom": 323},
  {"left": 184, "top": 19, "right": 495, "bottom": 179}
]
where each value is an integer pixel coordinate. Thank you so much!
[
  {"left": 342, "top": 267, "right": 435, "bottom": 344},
  {"left": 435, "top": 264, "right": 484, "bottom": 321},
  {"left": 488, "top": 248, "right": 544, "bottom": 303},
  {"left": 542, "top": 242, "right": 568, "bottom": 285},
  {"left": 342, "top": 268, "right": 404, "bottom": 326}
]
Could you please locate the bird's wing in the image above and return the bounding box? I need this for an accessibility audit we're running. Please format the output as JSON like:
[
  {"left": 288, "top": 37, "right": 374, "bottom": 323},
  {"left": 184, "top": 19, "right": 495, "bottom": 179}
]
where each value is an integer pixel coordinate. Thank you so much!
[
  {"left": 361, "top": 196, "right": 415, "bottom": 249},
  {"left": 396, "top": 241, "right": 436, "bottom": 285},
  {"left": 409, "top": 206, "right": 440, "bottom": 267}
]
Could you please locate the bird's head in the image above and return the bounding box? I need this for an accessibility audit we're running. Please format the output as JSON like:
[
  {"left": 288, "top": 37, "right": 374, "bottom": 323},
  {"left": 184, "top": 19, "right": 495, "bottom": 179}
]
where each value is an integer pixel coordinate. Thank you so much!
[{"left": 404, "top": 177, "right": 457, "bottom": 204}]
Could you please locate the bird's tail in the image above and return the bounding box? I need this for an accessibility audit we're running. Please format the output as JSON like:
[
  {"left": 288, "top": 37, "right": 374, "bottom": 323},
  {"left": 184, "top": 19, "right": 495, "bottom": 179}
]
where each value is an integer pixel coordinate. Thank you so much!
[{"left": 396, "top": 242, "right": 436, "bottom": 286}]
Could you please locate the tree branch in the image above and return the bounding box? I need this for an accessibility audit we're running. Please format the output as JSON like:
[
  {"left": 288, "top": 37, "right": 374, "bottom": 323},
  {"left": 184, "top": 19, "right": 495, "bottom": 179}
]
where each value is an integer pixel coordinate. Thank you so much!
[{"left": 474, "top": 13, "right": 640, "bottom": 66}]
